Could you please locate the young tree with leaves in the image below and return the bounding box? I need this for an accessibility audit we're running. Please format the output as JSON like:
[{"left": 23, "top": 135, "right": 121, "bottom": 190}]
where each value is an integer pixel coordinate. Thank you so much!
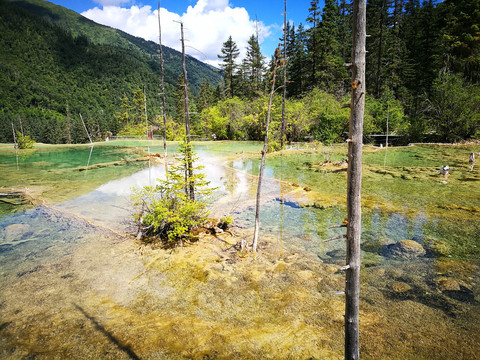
[{"left": 132, "top": 137, "right": 214, "bottom": 245}]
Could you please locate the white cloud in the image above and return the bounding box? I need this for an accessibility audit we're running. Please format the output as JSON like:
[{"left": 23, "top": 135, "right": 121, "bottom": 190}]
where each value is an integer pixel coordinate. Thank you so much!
[
  {"left": 93, "top": 0, "right": 132, "bottom": 6},
  {"left": 81, "top": 0, "right": 271, "bottom": 68}
]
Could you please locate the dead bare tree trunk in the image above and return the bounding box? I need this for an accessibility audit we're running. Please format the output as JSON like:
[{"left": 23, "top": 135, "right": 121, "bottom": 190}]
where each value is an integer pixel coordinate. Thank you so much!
[
  {"left": 11, "top": 122, "right": 17, "bottom": 149},
  {"left": 345, "top": 0, "right": 366, "bottom": 359},
  {"left": 252, "top": 47, "right": 282, "bottom": 253},
  {"left": 157, "top": 0, "right": 168, "bottom": 159},
  {"left": 144, "top": 86, "right": 150, "bottom": 155},
  {"left": 280, "top": 0, "right": 287, "bottom": 149},
  {"left": 178, "top": 21, "right": 194, "bottom": 201}
]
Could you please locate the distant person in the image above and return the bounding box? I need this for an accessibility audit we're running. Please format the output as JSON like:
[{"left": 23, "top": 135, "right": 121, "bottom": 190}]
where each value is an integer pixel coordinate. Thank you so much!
[
  {"left": 469, "top": 152, "right": 476, "bottom": 171},
  {"left": 438, "top": 165, "right": 450, "bottom": 177}
]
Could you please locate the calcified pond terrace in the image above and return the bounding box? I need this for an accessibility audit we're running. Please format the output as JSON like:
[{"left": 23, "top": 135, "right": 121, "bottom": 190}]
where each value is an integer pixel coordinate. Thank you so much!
[{"left": 0, "top": 140, "right": 479, "bottom": 359}]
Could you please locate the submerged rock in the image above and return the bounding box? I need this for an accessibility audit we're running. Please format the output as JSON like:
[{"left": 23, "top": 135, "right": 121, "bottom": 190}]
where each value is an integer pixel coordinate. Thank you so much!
[
  {"left": 4, "top": 223, "right": 32, "bottom": 242},
  {"left": 436, "top": 278, "right": 461, "bottom": 292},
  {"left": 362, "top": 237, "right": 393, "bottom": 255},
  {"left": 386, "top": 239, "right": 426, "bottom": 259},
  {"left": 390, "top": 281, "right": 412, "bottom": 293}
]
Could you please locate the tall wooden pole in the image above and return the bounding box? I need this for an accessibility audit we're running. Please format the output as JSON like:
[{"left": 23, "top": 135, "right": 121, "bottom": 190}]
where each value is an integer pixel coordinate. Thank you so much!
[
  {"left": 157, "top": 0, "right": 168, "bottom": 159},
  {"left": 345, "top": 0, "right": 366, "bottom": 359},
  {"left": 144, "top": 86, "right": 150, "bottom": 155},
  {"left": 179, "top": 22, "right": 191, "bottom": 142},
  {"left": 179, "top": 21, "right": 194, "bottom": 201},
  {"left": 11, "top": 122, "right": 17, "bottom": 149},
  {"left": 280, "top": 0, "right": 287, "bottom": 149}
]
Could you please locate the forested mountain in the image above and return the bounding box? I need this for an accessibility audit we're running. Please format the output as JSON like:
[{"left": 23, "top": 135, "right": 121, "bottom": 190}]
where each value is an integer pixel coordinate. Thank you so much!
[{"left": 0, "top": 0, "right": 221, "bottom": 143}]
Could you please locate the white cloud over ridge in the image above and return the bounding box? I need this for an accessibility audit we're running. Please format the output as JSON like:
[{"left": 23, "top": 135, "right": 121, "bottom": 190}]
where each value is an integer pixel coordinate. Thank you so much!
[{"left": 82, "top": 0, "right": 271, "bottom": 67}]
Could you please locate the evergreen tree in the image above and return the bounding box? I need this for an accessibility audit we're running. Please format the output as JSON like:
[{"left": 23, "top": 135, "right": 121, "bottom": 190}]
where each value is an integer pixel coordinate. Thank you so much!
[
  {"left": 196, "top": 79, "right": 215, "bottom": 113},
  {"left": 366, "top": 0, "right": 395, "bottom": 97},
  {"left": 439, "top": 0, "right": 480, "bottom": 83},
  {"left": 338, "top": 0, "right": 353, "bottom": 64},
  {"left": 244, "top": 34, "right": 265, "bottom": 97},
  {"left": 132, "top": 88, "right": 146, "bottom": 125},
  {"left": 286, "top": 23, "right": 309, "bottom": 97},
  {"left": 174, "top": 74, "right": 187, "bottom": 124},
  {"left": 316, "top": 0, "right": 349, "bottom": 94},
  {"left": 114, "top": 93, "right": 132, "bottom": 126},
  {"left": 235, "top": 59, "right": 250, "bottom": 99},
  {"left": 306, "top": 0, "right": 322, "bottom": 89},
  {"left": 214, "top": 78, "right": 227, "bottom": 101},
  {"left": 218, "top": 36, "right": 240, "bottom": 98}
]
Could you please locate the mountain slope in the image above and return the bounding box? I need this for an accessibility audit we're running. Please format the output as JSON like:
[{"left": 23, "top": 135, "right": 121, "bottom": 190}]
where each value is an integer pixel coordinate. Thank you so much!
[
  {"left": 0, "top": 0, "right": 221, "bottom": 143},
  {"left": 7, "top": 0, "right": 221, "bottom": 93}
]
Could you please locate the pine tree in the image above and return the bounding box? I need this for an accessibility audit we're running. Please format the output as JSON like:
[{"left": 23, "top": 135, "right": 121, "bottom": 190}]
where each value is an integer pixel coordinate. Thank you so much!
[
  {"left": 316, "top": 0, "right": 349, "bottom": 94},
  {"left": 132, "top": 88, "right": 146, "bottom": 125},
  {"left": 338, "top": 0, "right": 353, "bottom": 63},
  {"left": 215, "top": 78, "right": 227, "bottom": 101},
  {"left": 244, "top": 34, "right": 265, "bottom": 97},
  {"left": 114, "top": 93, "right": 132, "bottom": 126},
  {"left": 286, "top": 23, "right": 309, "bottom": 97},
  {"left": 306, "top": 0, "right": 322, "bottom": 89},
  {"left": 174, "top": 74, "right": 188, "bottom": 124},
  {"left": 197, "top": 79, "right": 215, "bottom": 113},
  {"left": 218, "top": 36, "right": 240, "bottom": 98},
  {"left": 366, "top": 0, "right": 395, "bottom": 97},
  {"left": 439, "top": 0, "right": 480, "bottom": 83},
  {"left": 235, "top": 59, "right": 250, "bottom": 99}
]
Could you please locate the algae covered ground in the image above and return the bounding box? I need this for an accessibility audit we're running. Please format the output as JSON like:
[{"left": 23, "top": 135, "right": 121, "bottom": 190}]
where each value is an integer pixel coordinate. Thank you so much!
[{"left": 0, "top": 140, "right": 479, "bottom": 359}]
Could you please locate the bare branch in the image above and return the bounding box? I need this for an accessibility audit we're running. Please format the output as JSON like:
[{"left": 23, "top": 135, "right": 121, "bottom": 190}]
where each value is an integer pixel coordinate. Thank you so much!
[{"left": 322, "top": 234, "right": 347, "bottom": 242}]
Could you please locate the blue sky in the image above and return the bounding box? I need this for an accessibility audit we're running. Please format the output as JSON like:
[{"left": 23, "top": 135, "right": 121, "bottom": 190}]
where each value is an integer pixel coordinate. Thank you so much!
[{"left": 46, "top": 0, "right": 323, "bottom": 66}]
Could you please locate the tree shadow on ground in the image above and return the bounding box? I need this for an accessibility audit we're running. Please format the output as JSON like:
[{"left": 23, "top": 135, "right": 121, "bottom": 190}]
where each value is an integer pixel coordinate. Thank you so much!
[{"left": 74, "top": 304, "right": 141, "bottom": 360}]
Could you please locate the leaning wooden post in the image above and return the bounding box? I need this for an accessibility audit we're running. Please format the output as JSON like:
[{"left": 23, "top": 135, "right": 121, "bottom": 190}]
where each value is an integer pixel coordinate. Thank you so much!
[
  {"left": 79, "top": 113, "right": 93, "bottom": 145},
  {"left": 252, "top": 46, "right": 282, "bottom": 253},
  {"left": 345, "top": 0, "right": 366, "bottom": 359}
]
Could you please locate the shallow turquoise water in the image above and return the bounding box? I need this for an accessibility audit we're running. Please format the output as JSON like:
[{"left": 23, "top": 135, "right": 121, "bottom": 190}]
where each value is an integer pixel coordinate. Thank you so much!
[{"left": 0, "top": 142, "right": 479, "bottom": 359}]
